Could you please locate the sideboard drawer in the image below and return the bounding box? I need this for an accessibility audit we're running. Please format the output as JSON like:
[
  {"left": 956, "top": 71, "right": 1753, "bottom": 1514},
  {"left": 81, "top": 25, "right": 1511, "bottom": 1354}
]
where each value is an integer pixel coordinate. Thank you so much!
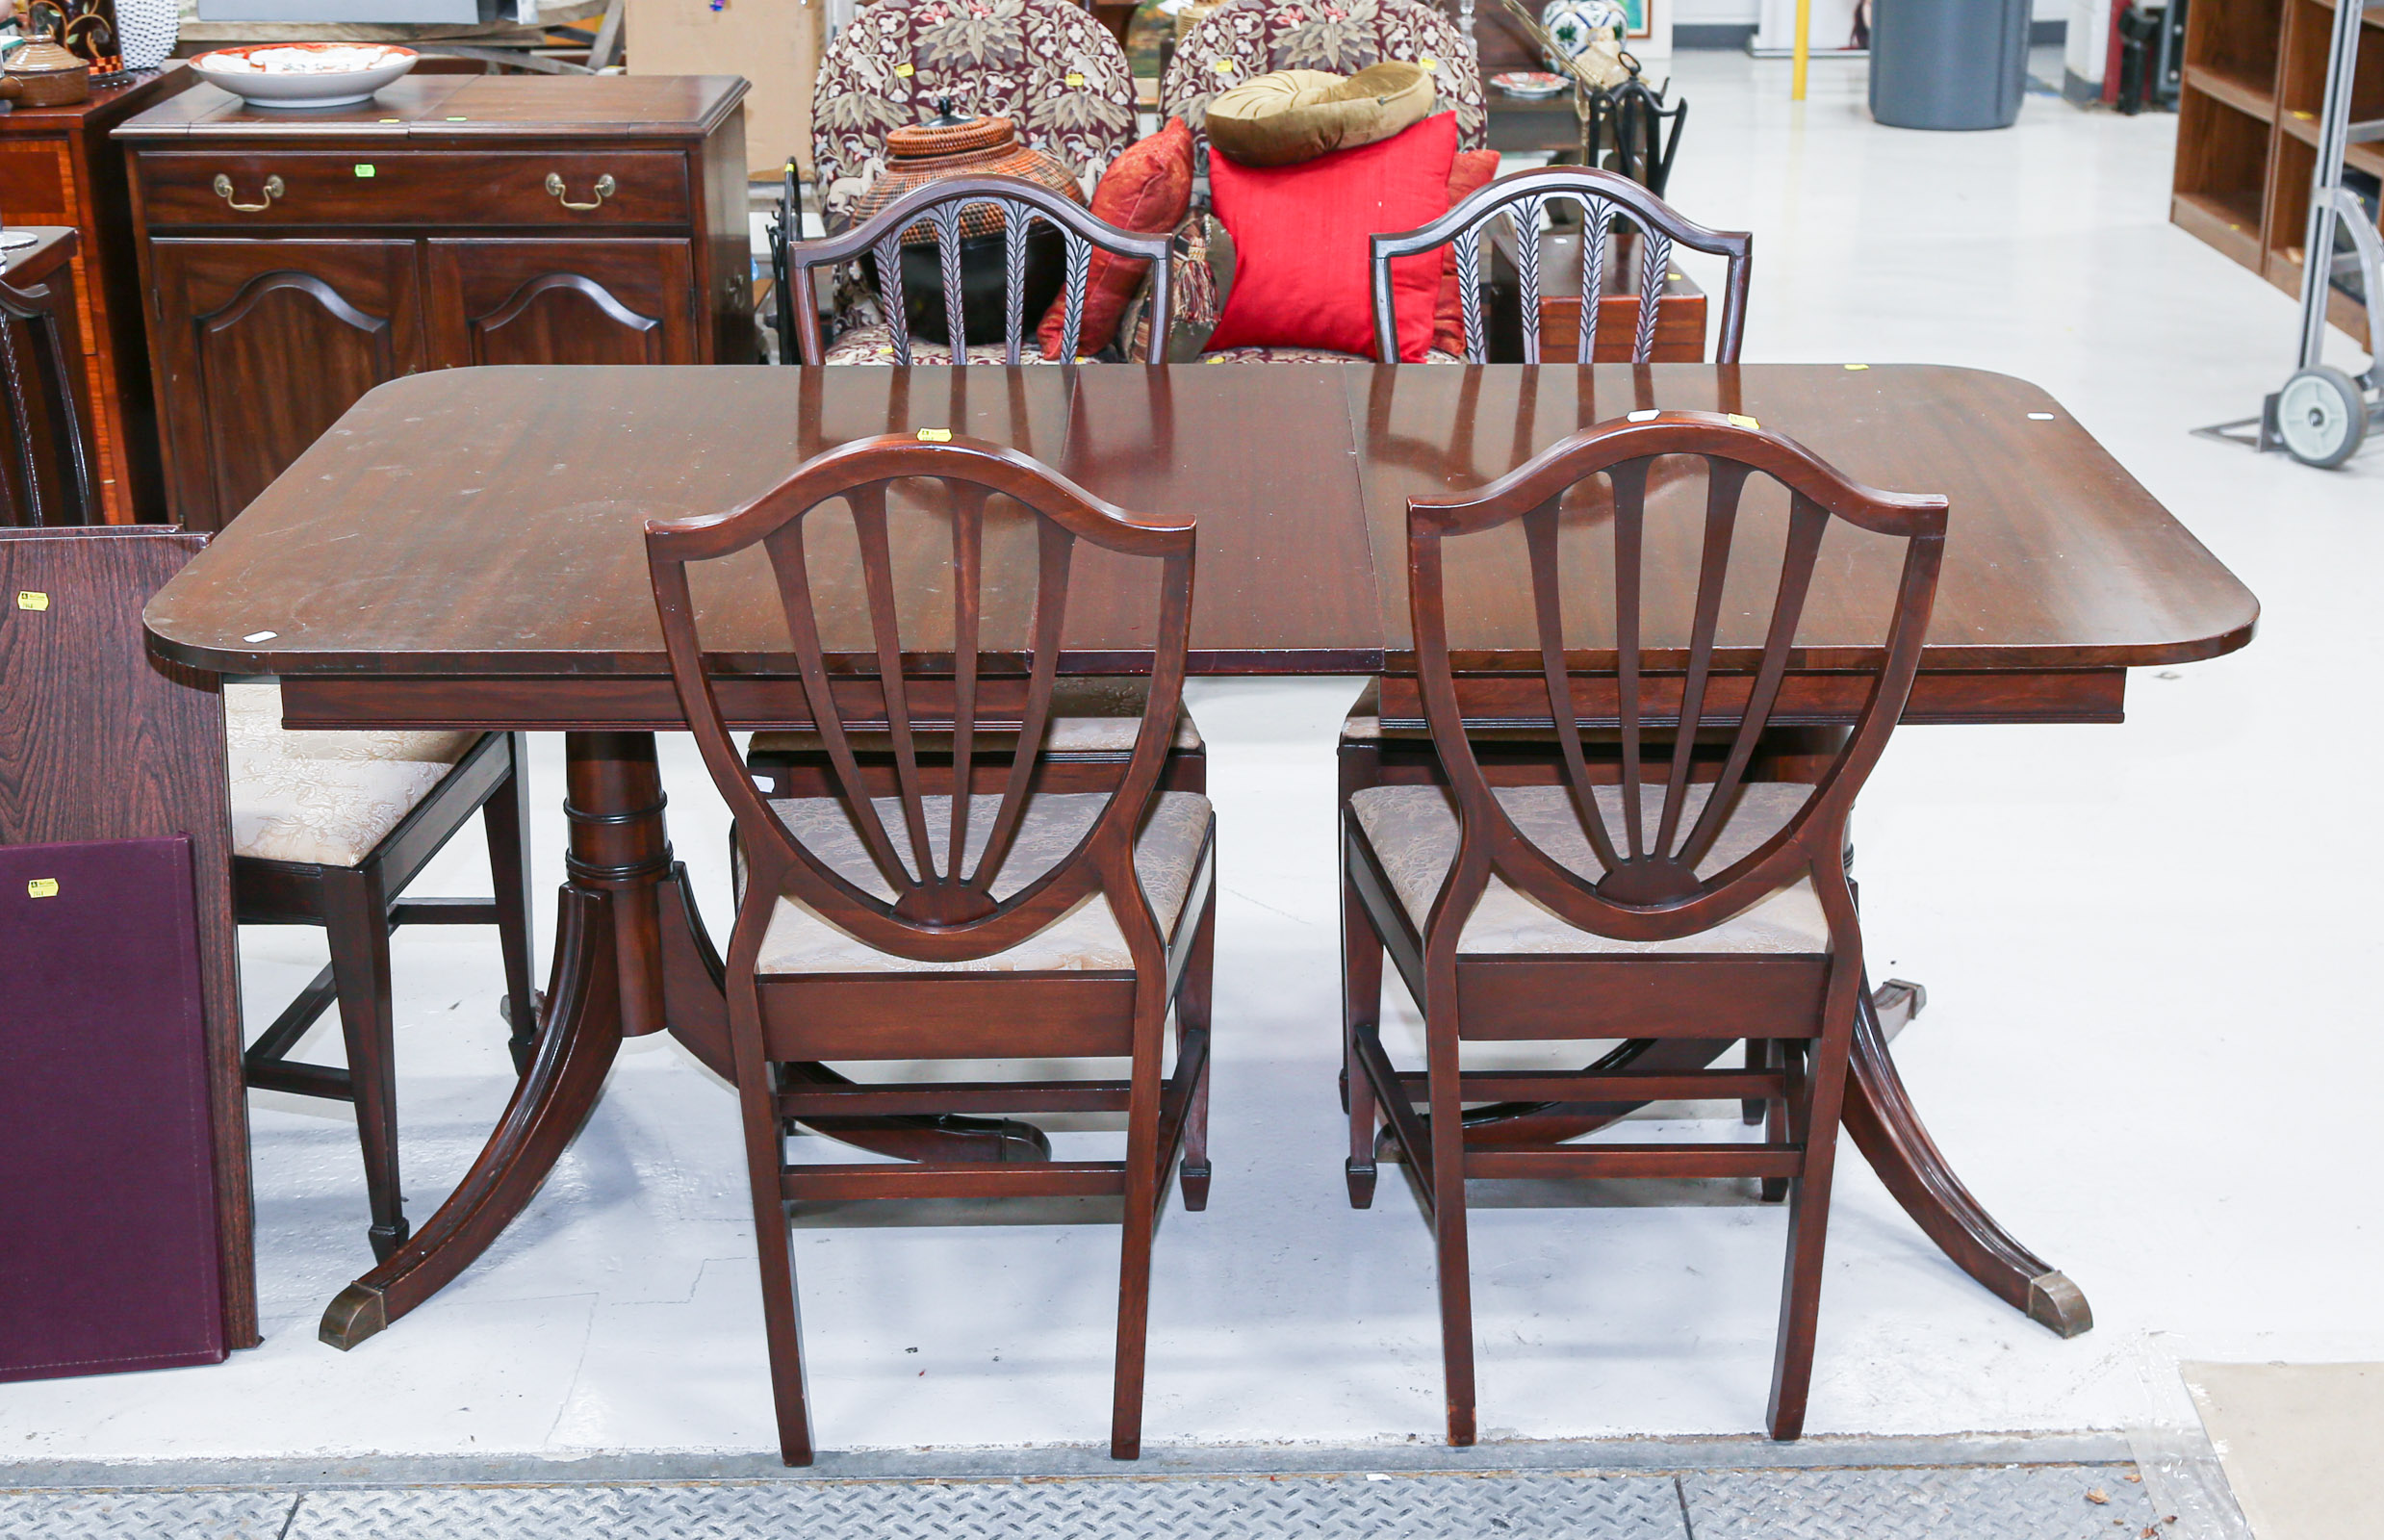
[{"left": 138, "top": 151, "right": 694, "bottom": 229}]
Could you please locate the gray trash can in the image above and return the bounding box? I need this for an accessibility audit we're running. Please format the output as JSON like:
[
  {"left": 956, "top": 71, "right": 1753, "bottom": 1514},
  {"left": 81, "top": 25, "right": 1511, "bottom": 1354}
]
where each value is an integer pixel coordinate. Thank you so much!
[{"left": 1868, "top": 0, "right": 2033, "bottom": 130}]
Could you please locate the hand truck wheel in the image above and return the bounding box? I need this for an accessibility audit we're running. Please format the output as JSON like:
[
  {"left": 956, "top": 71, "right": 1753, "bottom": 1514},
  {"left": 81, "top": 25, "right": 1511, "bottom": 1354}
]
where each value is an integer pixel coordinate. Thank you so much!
[{"left": 2273, "top": 365, "right": 2370, "bottom": 469}]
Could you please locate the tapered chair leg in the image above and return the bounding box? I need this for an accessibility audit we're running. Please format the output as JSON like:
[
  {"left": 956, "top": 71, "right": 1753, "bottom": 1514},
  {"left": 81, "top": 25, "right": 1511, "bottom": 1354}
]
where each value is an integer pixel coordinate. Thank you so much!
[
  {"left": 321, "top": 865, "right": 406, "bottom": 1262},
  {"left": 744, "top": 1065, "right": 814, "bottom": 1466},
  {"left": 1342, "top": 829, "right": 1383, "bottom": 1210},
  {"left": 1175, "top": 886, "right": 1216, "bottom": 1212},
  {"left": 1766, "top": 1149, "right": 1839, "bottom": 1441},
  {"left": 1425, "top": 1002, "right": 1476, "bottom": 1447},
  {"left": 483, "top": 734, "right": 541, "bottom": 1076},
  {"left": 1112, "top": 1006, "right": 1167, "bottom": 1461}
]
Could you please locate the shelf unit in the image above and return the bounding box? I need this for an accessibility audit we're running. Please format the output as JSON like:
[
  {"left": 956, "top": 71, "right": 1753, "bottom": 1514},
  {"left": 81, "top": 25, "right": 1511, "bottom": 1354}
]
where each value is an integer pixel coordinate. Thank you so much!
[{"left": 2173, "top": 0, "right": 2384, "bottom": 346}]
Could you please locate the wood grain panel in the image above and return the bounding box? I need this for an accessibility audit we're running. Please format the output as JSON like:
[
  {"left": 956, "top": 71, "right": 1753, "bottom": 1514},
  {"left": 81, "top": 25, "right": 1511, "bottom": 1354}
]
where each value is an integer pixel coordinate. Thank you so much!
[
  {"left": 426, "top": 239, "right": 693, "bottom": 369},
  {"left": 147, "top": 239, "right": 423, "bottom": 530},
  {"left": 0, "top": 526, "right": 254, "bottom": 1351}
]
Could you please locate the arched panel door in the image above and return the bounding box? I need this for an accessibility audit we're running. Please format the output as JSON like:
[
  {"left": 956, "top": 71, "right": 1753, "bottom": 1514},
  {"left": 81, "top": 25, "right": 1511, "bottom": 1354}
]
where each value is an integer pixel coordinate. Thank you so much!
[
  {"left": 148, "top": 241, "right": 425, "bottom": 531},
  {"left": 427, "top": 240, "right": 696, "bottom": 369}
]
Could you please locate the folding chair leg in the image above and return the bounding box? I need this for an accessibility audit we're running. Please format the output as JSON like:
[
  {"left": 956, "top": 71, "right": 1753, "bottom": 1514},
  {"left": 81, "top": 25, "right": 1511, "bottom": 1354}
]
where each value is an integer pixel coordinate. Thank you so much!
[
  {"left": 1175, "top": 884, "right": 1216, "bottom": 1212},
  {"left": 483, "top": 733, "right": 540, "bottom": 1076},
  {"left": 322, "top": 865, "right": 405, "bottom": 1262},
  {"left": 1342, "top": 835, "right": 1382, "bottom": 1210}
]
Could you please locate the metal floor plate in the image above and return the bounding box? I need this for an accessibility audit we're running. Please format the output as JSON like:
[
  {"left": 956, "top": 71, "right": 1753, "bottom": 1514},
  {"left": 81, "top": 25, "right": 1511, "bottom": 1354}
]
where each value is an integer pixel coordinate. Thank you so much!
[{"left": 0, "top": 1462, "right": 2171, "bottom": 1539}]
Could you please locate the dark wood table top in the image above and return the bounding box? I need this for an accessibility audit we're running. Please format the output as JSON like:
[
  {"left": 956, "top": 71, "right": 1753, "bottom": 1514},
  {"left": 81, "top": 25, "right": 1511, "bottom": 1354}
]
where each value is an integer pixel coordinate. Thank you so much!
[
  {"left": 142, "top": 363, "right": 2258, "bottom": 729},
  {"left": 113, "top": 73, "right": 748, "bottom": 142}
]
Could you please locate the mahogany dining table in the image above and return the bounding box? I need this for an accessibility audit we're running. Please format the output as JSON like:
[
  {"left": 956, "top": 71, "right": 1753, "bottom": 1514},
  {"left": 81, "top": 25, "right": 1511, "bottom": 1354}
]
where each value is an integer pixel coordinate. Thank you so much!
[{"left": 142, "top": 361, "right": 2258, "bottom": 1354}]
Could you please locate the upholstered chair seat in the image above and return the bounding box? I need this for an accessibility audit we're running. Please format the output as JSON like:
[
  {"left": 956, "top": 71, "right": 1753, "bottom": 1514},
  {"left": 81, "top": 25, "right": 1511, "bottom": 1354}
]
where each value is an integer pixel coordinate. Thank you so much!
[
  {"left": 755, "top": 790, "right": 1213, "bottom": 975},
  {"left": 1349, "top": 782, "right": 1829, "bottom": 957},
  {"left": 224, "top": 681, "right": 480, "bottom": 867}
]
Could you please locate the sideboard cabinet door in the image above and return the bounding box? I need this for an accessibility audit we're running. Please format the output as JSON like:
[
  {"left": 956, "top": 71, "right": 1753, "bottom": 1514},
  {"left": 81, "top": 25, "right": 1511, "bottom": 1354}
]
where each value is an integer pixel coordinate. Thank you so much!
[
  {"left": 148, "top": 240, "right": 426, "bottom": 531},
  {"left": 426, "top": 239, "right": 696, "bottom": 370}
]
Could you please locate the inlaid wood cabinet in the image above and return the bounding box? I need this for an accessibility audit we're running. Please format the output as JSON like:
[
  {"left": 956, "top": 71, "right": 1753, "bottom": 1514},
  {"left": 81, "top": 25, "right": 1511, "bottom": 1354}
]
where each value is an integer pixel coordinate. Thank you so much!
[{"left": 118, "top": 75, "right": 752, "bottom": 530}]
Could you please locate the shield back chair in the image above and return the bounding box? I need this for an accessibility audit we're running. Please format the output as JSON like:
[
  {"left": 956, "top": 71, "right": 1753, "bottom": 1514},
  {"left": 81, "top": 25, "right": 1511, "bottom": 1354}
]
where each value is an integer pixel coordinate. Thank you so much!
[
  {"left": 779, "top": 176, "right": 1175, "bottom": 366},
  {"left": 1371, "top": 165, "right": 1751, "bottom": 369},
  {"left": 1343, "top": 167, "right": 1767, "bottom": 1149},
  {"left": 1341, "top": 412, "right": 1944, "bottom": 1444},
  {"left": 646, "top": 431, "right": 1217, "bottom": 1466}
]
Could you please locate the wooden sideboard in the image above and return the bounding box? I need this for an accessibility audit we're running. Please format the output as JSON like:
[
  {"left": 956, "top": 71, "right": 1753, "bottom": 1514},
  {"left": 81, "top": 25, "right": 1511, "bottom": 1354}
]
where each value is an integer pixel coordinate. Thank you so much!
[
  {"left": 0, "top": 68, "right": 200, "bottom": 524},
  {"left": 116, "top": 74, "right": 753, "bottom": 531}
]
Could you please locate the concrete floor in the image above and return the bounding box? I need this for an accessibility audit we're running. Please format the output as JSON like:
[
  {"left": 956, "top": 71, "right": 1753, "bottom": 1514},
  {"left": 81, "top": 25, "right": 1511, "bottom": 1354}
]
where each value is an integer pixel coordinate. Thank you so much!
[{"left": 7, "top": 49, "right": 2378, "bottom": 1476}]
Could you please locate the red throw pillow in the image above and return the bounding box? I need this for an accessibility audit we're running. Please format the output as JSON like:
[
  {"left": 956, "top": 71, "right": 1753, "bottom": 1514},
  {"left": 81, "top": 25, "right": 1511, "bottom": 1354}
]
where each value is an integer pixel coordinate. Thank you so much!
[
  {"left": 1203, "top": 112, "right": 1460, "bottom": 363},
  {"left": 1435, "top": 149, "right": 1502, "bottom": 357},
  {"left": 1038, "top": 118, "right": 1195, "bottom": 360}
]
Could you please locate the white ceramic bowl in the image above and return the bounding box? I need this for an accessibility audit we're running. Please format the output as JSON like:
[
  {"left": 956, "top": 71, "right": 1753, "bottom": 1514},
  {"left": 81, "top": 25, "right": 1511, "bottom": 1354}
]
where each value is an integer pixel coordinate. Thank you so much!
[{"left": 188, "top": 44, "right": 419, "bottom": 109}]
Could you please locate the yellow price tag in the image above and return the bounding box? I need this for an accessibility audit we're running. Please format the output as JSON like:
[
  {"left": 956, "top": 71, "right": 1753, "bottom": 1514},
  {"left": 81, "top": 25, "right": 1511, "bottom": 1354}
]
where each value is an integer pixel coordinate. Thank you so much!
[
  {"left": 894, "top": 62, "right": 914, "bottom": 76},
  {"left": 1065, "top": 71, "right": 1085, "bottom": 86},
  {"left": 1843, "top": 363, "right": 1869, "bottom": 371},
  {"left": 15, "top": 590, "right": 47, "bottom": 610},
  {"left": 1421, "top": 55, "right": 1438, "bottom": 69},
  {"left": 26, "top": 878, "right": 59, "bottom": 899},
  {"left": 1213, "top": 59, "right": 1235, "bottom": 72},
  {"left": 916, "top": 427, "right": 953, "bottom": 442},
  {"left": 1726, "top": 413, "right": 1760, "bottom": 429}
]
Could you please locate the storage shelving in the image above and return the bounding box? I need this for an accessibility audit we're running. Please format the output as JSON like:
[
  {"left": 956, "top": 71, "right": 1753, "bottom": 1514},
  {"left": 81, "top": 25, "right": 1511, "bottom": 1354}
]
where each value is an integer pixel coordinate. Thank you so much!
[{"left": 2172, "top": 0, "right": 2384, "bottom": 345}]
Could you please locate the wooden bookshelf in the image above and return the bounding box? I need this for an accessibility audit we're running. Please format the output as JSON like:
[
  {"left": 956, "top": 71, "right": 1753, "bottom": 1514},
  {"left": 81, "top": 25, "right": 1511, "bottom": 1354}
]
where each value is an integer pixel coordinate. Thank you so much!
[{"left": 2172, "top": 0, "right": 2384, "bottom": 346}]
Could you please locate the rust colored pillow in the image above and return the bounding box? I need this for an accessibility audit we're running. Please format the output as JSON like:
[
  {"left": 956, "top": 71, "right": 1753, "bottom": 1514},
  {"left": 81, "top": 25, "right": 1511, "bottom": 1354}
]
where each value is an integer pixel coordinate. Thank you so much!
[
  {"left": 1038, "top": 118, "right": 1195, "bottom": 361},
  {"left": 1434, "top": 149, "right": 1501, "bottom": 357},
  {"left": 1203, "top": 112, "right": 1461, "bottom": 363}
]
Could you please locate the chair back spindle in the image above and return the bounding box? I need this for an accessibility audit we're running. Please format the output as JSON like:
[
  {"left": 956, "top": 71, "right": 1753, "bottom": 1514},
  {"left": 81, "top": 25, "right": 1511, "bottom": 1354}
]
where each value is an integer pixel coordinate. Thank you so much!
[
  {"left": 1371, "top": 167, "right": 1751, "bottom": 367},
  {"left": 647, "top": 434, "right": 1196, "bottom": 971},
  {"left": 1406, "top": 413, "right": 1946, "bottom": 947},
  {"left": 785, "top": 177, "right": 1172, "bottom": 366}
]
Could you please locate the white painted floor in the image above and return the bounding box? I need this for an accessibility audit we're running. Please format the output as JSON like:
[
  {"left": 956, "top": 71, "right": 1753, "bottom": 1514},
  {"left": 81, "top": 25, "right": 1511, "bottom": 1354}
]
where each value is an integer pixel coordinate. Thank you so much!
[{"left": 12, "top": 50, "right": 2381, "bottom": 1462}]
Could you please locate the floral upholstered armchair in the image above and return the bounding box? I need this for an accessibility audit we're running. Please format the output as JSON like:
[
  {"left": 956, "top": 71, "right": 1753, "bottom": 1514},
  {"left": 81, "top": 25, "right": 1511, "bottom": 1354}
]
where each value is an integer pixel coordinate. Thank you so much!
[
  {"left": 811, "top": 0, "right": 1141, "bottom": 228},
  {"left": 1160, "top": 0, "right": 1488, "bottom": 153}
]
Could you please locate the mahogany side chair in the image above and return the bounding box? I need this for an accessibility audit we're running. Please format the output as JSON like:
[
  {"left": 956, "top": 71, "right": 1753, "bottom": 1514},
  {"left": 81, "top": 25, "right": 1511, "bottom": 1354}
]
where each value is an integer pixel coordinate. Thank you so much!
[
  {"left": 780, "top": 176, "right": 1173, "bottom": 366},
  {"left": 1369, "top": 165, "right": 1753, "bottom": 369},
  {"left": 646, "top": 431, "right": 1217, "bottom": 1465},
  {"left": 230, "top": 685, "right": 539, "bottom": 1262},
  {"left": 1341, "top": 412, "right": 1945, "bottom": 1444}
]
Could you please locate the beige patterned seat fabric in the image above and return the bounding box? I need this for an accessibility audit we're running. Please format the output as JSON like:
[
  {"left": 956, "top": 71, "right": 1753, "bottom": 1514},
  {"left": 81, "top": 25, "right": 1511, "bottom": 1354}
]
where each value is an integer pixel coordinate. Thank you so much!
[
  {"left": 756, "top": 790, "right": 1213, "bottom": 974},
  {"left": 750, "top": 678, "right": 1204, "bottom": 757},
  {"left": 1348, "top": 782, "right": 1830, "bottom": 955},
  {"left": 225, "top": 680, "right": 480, "bottom": 867}
]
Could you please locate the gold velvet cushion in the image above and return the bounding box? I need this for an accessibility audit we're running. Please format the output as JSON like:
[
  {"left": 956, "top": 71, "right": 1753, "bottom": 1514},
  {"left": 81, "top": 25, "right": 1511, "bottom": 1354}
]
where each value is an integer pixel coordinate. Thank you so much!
[
  {"left": 1206, "top": 64, "right": 1438, "bottom": 167},
  {"left": 225, "top": 681, "right": 480, "bottom": 867},
  {"left": 1347, "top": 782, "right": 1830, "bottom": 955},
  {"left": 749, "top": 678, "right": 1203, "bottom": 757},
  {"left": 756, "top": 790, "right": 1213, "bottom": 974}
]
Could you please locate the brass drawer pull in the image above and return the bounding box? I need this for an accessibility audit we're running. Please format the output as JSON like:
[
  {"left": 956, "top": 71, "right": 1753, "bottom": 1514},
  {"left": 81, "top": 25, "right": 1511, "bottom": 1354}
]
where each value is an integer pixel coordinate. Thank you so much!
[
  {"left": 545, "top": 171, "right": 616, "bottom": 211},
  {"left": 213, "top": 172, "right": 285, "bottom": 213}
]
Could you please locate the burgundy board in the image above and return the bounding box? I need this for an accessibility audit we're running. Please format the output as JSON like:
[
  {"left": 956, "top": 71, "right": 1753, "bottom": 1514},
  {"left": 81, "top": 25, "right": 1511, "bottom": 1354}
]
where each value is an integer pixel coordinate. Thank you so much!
[{"left": 0, "top": 834, "right": 226, "bottom": 1381}]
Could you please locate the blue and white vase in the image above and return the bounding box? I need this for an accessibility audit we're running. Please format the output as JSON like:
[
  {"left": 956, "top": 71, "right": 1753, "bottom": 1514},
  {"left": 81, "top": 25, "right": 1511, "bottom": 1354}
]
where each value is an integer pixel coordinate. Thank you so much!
[{"left": 1539, "top": 0, "right": 1628, "bottom": 70}]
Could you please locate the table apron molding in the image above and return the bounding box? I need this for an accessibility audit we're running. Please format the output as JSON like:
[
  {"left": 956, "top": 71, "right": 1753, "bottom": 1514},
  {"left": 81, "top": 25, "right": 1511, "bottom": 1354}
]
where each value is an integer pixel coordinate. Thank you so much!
[{"left": 272, "top": 665, "right": 2128, "bottom": 732}]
